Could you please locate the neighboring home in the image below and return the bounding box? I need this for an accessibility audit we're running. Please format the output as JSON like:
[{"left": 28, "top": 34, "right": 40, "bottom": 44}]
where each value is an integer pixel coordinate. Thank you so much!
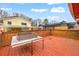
[
  {"left": 0, "top": 16, "right": 32, "bottom": 32},
  {"left": 39, "top": 23, "right": 62, "bottom": 29},
  {"left": 32, "top": 19, "right": 43, "bottom": 29}
]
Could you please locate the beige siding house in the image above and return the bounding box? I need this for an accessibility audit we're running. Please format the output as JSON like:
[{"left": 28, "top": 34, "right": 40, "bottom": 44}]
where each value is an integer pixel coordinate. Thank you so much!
[{"left": 1, "top": 16, "right": 32, "bottom": 32}]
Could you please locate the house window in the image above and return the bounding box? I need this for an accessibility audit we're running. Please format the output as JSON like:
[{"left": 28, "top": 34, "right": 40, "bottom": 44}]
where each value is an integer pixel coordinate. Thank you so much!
[
  {"left": 21, "top": 22, "right": 27, "bottom": 25},
  {"left": 8, "top": 21, "right": 12, "bottom": 25}
]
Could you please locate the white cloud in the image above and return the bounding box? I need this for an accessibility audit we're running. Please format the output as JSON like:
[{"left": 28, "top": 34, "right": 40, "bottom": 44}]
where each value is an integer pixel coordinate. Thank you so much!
[
  {"left": 48, "top": 3, "right": 57, "bottom": 5},
  {"left": 47, "top": 16, "right": 64, "bottom": 23},
  {"left": 51, "top": 7, "right": 65, "bottom": 13},
  {"left": 31, "top": 8, "right": 48, "bottom": 13},
  {"left": 47, "top": 2, "right": 61, "bottom": 5}
]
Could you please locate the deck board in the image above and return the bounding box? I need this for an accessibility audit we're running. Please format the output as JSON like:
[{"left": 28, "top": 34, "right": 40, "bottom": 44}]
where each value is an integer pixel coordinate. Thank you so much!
[{"left": 0, "top": 36, "right": 79, "bottom": 56}]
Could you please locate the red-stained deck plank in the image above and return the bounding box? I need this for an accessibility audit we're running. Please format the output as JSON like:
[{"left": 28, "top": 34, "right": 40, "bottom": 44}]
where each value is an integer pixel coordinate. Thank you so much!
[{"left": 0, "top": 36, "right": 79, "bottom": 56}]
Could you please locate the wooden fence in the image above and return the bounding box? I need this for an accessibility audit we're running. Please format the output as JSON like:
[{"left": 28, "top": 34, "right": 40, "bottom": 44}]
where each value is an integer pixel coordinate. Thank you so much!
[
  {"left": 0, "top": 29, "right": 79, "bottom": 47},
  {"left": 51, "top": 29, "right": 79, "bottom": 39}
]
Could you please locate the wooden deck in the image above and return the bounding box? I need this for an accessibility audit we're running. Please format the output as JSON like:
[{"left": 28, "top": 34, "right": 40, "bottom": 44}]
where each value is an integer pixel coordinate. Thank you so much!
[{"left": 0, "top": 36, "right": 79, "bottom": 56}]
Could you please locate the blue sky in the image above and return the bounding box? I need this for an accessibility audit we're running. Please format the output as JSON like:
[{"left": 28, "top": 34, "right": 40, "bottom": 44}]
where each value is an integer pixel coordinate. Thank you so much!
[{"left": 0, "top": 3, "right": 75, "bottom": 22}]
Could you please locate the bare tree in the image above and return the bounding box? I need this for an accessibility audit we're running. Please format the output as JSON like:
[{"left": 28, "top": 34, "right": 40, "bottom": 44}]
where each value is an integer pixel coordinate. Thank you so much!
[
  {"left": 0, "top": 9, "right": 8, "bottom": 19},
  {"left": 13, "top": 12, "right": 20, "bottom": 17}
]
